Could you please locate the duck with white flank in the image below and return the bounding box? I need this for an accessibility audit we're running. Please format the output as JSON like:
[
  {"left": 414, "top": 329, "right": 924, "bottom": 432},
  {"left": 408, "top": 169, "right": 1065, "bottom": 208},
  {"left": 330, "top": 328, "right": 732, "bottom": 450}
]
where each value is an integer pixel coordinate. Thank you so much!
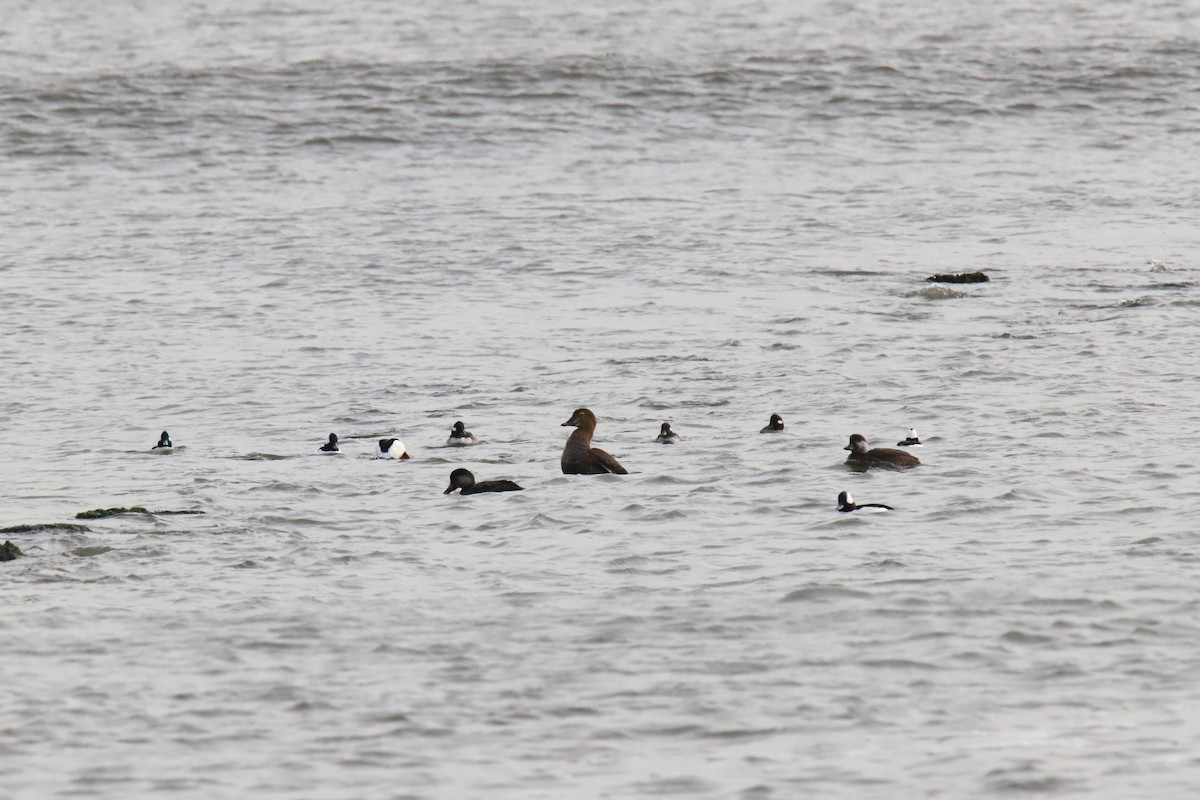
[
  {"left": 844, "top": 433, "right": 921, "bottom": 469},
  {"left": 655, "top": 422, "right": 681, "bottom": 444},
  {"left": 760, "top": 414, "right": 785, "bottom": 433},
  {"left": 151, "top": 431, "right": 173, "bottom": 451},
  {"left": 444, "top": 468, "right": 522, "bottom": 495},
  {"left": 560, "top": 408, "right": 628, "bottom": 475},
  {"left": 445, "top": 421, "right": 478, "bottom": 447},
  {"left": 897, "top": 428, "right": 923, "bottom": 447},
  {"left": 837, "top": 491, "right": 894, "bottom": 513},
  {"left": 375, "top": 438, "right": 411, "bottom": 459}
]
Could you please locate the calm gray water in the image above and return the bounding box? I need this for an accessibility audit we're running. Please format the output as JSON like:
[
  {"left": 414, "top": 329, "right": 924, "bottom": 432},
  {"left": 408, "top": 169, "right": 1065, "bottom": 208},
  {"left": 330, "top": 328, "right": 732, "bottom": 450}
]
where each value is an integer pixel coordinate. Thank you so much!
[{"left": 3, "top": 1, "right": 1200, "bottom": 797}]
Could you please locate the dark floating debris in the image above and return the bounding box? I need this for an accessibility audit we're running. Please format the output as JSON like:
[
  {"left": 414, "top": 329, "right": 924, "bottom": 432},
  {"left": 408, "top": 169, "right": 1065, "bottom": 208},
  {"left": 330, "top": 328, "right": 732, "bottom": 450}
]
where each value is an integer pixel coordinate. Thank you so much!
[
  {"left": 1, "top": 541, "right": 24, "bottom": 561},
  {"left": 76, "top": 507, "right": 152, "bottom": 519},
  {"left": 0, "top": 523, "right": 91, "bottom": 534},
  {"left": 75, "top": 507, "right": 205, "bottom": 520},
  {"left": 927, "top": 271, "right": 990, "bottom": 284}
]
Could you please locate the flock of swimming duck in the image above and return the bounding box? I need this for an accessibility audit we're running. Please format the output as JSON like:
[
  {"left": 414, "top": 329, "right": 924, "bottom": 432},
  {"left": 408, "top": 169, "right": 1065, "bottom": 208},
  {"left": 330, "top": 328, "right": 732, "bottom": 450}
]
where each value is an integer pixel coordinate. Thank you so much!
[{"left": 151, "top": 409, "right": 924, "bottom": 511}]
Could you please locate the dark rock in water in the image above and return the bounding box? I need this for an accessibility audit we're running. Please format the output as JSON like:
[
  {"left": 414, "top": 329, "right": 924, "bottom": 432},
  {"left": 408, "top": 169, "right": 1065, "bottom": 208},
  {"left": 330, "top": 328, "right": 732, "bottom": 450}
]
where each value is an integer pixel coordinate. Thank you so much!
[
  {"left": 1, "top": 541, "right": 23, "bottom": 561},
  {"left": 75, "top": 506, "right": 152, "bottom": 519},
  {"left": 927, "top": 271, "right": 990, "bottom": 284},
  {"left": 0, "top": 522, "right": 92, "bottom": 534},
  {"left": 153, "top": 509, "right": 205, "bottom": 516}
]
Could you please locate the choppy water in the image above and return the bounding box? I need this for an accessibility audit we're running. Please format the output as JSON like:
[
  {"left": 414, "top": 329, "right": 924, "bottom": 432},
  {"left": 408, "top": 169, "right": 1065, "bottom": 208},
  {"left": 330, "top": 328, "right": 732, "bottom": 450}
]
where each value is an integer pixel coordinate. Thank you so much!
[{"left": 3, "top": 1, "right": 1200, "bottom": 797}]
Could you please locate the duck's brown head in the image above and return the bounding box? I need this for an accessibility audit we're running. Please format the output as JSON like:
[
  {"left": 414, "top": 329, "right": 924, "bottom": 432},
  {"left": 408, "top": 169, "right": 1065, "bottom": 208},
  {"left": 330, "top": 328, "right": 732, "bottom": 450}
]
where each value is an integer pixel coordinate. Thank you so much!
[
  {"left": 844, "top": 433, "right": 869, "bottom": 454},
  {"left": 561, "top": 408, "right": 597, "bottom": 430}
]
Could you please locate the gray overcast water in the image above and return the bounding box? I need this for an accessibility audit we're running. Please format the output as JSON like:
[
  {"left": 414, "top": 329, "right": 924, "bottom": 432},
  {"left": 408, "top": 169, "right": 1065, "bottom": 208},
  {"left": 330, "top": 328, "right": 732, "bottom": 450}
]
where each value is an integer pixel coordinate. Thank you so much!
[{"left": 2, "top": 0, "right": 1200, "bottom": 797}]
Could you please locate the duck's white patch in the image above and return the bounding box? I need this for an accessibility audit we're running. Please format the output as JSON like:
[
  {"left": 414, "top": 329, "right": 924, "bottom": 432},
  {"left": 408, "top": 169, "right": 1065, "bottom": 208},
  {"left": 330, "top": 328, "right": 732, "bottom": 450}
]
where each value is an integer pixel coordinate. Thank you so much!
[{"left": 376, "top": 440, "right": 408, "bottom": 459}]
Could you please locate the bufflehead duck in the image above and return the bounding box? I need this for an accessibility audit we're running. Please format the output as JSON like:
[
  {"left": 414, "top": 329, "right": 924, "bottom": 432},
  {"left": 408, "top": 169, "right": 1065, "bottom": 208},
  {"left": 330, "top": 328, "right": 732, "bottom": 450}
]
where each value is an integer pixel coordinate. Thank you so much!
[
  {"left": 655, "top": 422, "right": 681, "bottom": 444},
  {"left": 760, "top": 414, "right": 785, "bottom": 433},
  {"left": 445, "top": 421, "right": 478, "bottom": 447},
  {"left": 318, "top": 433, "right": 340, "bottom": 453},
  {"left": 151, "top": 431, "right": 173, "bottom": 451},
  {"left": 375, "top": 438, "right": 411, "bottom": 459},
  {"left": 561, "top": 408, "right": 628, "bottom": 475},
  {"left": 444, "top": 468, "right": 523, "bottom": 495},
  {"left": 897, "top": 428, "right": 923, "bottom": 447},
  {"left": 837, "top": 491, "right": 894, "bottom": 513},
  {"left": 844, "top": 433, "right": 921, "bottom": 469}
]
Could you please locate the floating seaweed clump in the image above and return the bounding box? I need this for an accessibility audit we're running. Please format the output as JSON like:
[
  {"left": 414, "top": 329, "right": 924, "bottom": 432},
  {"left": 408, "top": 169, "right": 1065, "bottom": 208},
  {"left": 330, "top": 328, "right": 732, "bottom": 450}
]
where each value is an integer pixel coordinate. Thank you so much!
[
  {"left": 0, "top": 523, "right": 92, "bottom": 534},
  {"left": 927, "top": 271, "right": 990, "bottom": 284},
  {"left": 76, "top": 507, "right": 152, "bottom": 519},
  {"left": 75, "top": 507, "right": 205, "bottom": 519}
]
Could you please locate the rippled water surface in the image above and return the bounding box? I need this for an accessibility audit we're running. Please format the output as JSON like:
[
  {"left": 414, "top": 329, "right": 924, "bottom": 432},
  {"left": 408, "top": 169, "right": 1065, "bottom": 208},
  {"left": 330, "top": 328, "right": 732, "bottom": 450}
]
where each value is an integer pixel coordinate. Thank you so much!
[{"left": 3, "top": 1, "right": 1200, "bottom": 797}]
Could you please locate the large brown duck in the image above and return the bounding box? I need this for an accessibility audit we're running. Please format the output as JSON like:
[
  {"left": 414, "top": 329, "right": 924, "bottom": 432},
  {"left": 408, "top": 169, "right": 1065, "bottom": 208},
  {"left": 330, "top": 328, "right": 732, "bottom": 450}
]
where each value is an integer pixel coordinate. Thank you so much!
[
  {"left": 560, "top": 408, "right": 628, "bottom": 475},
  {"left": 844, "top": 433, "right": 921, "bottom": 469}
]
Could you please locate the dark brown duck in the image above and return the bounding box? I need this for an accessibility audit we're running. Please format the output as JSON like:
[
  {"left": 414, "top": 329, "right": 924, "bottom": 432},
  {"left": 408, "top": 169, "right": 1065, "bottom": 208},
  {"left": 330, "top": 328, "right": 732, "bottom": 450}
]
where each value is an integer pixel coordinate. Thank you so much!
[
  {"left": 560, "top": 408, "right": 628, "bottom": 475},
  {"left": 844, "top": 433, "right": 921, "bottom": 469}
]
